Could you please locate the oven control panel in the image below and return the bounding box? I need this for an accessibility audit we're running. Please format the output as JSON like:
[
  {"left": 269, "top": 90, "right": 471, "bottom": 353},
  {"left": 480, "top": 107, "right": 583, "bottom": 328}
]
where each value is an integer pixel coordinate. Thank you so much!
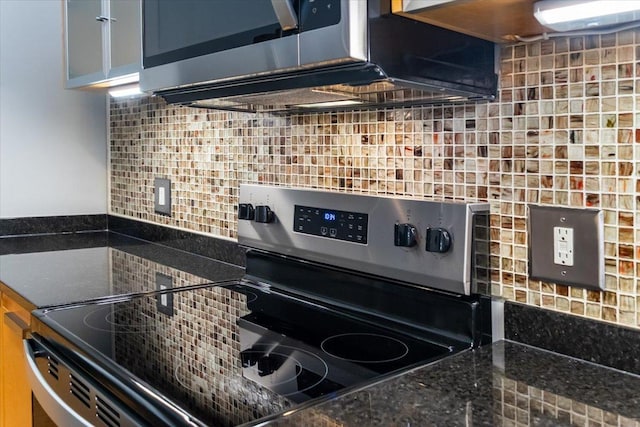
[
  {"left": 294, "top": 205, "right": 368, "bottom": 244},
  {"left": 238, "top": 184, "right": 489, "bottom": 295}
]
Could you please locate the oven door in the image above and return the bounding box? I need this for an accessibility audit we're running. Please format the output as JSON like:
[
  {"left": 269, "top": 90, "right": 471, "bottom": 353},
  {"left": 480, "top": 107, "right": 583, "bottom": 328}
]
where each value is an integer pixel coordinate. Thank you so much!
[
  {"left": 23, "top": 336, "right": 191, "bottom": 427},
  {"left": 24, "top": 337, "right": 141, "bottom": 427}
]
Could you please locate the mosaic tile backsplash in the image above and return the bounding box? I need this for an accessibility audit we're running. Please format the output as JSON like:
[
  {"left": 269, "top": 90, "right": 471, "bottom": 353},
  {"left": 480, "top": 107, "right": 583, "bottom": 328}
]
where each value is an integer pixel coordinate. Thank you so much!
[{"left": 111, "top": 29, "right": 640, "bottom": 330}]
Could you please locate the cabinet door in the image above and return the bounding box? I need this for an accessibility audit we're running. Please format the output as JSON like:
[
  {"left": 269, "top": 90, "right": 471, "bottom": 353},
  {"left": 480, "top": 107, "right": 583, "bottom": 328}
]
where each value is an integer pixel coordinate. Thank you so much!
[
  {"left": 66, "top": 0, "right": 106, "bottom": 86},
  {"left": 108, "top": 0, "right": 141, "bottom": 78},
  {"left": 1, "top": 297, "right": 31, "bottom": 427}
]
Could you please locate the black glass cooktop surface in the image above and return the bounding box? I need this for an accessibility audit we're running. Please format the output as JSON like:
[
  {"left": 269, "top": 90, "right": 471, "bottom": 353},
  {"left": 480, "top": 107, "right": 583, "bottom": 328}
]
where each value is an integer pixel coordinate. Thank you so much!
[{"left": 35, "top": 282, "right": 454, "bottom": 426}]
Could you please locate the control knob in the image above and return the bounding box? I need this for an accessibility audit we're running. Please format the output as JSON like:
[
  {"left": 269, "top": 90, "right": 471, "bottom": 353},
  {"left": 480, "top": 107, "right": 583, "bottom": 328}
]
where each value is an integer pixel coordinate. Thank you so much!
[
  {"left": 255, "top": 205, "right": 274, "bottom": 223},
  {"left": 394, "top": 223, "right": 418, "bottom": 247},
  {"left": 425, "top": 227, "right": 451, "bottom": 253},
  {"left": 238, "top": 203, "right": 255, "bottom": 220}
]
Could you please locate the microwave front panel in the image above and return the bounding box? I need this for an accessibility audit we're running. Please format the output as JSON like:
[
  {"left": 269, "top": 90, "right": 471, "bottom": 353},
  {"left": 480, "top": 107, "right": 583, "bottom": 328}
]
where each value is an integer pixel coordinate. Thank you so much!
[
  {"left": 144, "top": 0, "right": 289, "bottom": 68},
  {"left": 140, "top": 35, "right": 299, "bottom": 93},
  {"left": 299, "top": 0, "right": 368, "bottom": 67},
  {"left": 140, "top": 0, "right": 366, "bottom": 94}
]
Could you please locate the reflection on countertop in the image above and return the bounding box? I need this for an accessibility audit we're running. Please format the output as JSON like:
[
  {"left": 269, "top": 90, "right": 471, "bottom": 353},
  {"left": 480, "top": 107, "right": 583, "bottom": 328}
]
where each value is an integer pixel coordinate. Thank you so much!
[
  {"left": 0, "top": 231, "right": 244, "bottom": 308},
  {"left": 263, "top": 340, "right": 640, "bottom": 427}
]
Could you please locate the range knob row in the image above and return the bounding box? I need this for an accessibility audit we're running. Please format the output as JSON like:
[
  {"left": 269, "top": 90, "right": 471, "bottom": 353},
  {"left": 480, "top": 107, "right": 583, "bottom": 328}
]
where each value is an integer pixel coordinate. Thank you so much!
[
  {"left": 238, "top": 203, "right": 274, "bottom": 223},
  {"left": 394, "top": 223, "right": 451, "bottom": 253},
  {"left": 240, "top": 208, "right": 449, "bottom": 252}
]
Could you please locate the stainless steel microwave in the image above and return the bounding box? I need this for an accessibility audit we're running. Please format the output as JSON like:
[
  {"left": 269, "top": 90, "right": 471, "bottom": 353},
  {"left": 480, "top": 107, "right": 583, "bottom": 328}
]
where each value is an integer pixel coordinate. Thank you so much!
[{"left": 140, "top": 0, "right": 497, "bottom": 113}]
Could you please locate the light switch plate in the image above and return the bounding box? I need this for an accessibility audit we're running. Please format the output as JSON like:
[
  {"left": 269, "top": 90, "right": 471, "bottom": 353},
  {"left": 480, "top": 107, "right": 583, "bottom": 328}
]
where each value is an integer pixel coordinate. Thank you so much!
[
  {"left": 154, "top": 178, "right": 171, "bottom": 216},
  {"left": 528, "top": 205, "right": 604, "bottom": 290}
]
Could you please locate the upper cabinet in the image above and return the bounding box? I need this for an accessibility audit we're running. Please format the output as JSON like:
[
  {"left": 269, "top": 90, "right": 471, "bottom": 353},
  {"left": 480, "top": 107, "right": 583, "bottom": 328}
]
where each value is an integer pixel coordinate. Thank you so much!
[
  {"left": 392, "top": 0, "right": 548, "bottom": 43},
  {"left": 65, "top": 0, "right": 141, "bottom": 89}
]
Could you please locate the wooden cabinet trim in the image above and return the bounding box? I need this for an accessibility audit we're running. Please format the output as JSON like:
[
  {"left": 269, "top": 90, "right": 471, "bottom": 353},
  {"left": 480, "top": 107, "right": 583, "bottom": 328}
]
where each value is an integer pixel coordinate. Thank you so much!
[{"left": 4, "top": 312, "right": 30, "bottom": 338}]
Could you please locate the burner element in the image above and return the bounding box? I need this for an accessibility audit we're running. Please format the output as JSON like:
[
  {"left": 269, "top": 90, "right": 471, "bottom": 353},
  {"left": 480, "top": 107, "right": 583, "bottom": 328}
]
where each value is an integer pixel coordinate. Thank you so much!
[
  {"left": 321, "top": 333, "right": 409, "bottom": 363},
  {"left": 240, "top": 345, "right": 329, "bottom": 397},
  {"left": 242, "top": 291, "right": 258, "bottom": 304},
  {"left": 82, "top": 305, "right": 156, "bottom": 333}
]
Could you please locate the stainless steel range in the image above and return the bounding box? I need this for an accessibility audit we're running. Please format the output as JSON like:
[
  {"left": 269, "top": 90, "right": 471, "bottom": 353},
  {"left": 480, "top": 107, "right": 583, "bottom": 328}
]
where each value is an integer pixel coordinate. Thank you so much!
[{"left": 26, "top": 185, "right": 491, "bottom": 426}]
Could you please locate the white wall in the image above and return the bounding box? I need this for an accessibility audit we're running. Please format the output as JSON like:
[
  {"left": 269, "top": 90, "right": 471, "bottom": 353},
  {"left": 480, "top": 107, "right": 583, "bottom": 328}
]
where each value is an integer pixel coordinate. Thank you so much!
[{"left": 0, "top": 0, "right": 107, "bottom": 218}]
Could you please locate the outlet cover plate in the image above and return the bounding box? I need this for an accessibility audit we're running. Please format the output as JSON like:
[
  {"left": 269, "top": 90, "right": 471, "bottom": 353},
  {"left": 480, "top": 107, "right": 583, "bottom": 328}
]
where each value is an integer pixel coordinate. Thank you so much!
[
  {"left": 154, "top": 178, "right": 171, "bottom": 216},
  {"left": 528, "top": 205, "right": 604, "bottom": 290},
  {"left": 156, "top": 272, "right": 174, "bottom": 316}
]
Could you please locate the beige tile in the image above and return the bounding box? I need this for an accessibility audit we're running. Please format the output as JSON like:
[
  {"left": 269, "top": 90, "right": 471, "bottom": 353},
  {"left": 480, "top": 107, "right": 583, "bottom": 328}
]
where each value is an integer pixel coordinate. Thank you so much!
[{"left": 110, "top": 33, "right": 640, "bottom": 330}]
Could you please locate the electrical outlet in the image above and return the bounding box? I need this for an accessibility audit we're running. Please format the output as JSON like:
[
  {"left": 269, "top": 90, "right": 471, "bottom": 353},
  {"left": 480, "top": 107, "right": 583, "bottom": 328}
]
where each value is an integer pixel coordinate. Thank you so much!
[
  {"left": 154, "top": 178, "right": 171, "bottom": 216},
  {"left": 529, "top": 205, "right": 603, "bottom": 290},
  {"left": 553, "top": 226, "right": 574, "bottom": 266}
]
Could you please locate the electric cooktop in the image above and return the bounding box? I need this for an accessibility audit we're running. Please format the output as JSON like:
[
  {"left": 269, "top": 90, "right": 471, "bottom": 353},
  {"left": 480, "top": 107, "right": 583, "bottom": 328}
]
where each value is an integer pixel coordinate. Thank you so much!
[{"left": 34, "top": 279, "right": 459, "bottom": 426}]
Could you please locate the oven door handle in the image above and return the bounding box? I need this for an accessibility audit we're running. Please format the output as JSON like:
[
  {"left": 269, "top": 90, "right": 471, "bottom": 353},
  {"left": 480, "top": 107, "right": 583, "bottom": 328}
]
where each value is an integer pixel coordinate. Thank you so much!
[{"left": 23, "top": 339, "right": 92, "bottom": 427}]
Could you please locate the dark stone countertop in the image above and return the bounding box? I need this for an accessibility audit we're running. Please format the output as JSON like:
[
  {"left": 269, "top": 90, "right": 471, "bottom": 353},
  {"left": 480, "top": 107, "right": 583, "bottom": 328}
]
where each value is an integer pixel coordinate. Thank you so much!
[
  {"left": 4, "top": 230, "right": 640, "bottom": 427},
  {"left": 260, "top": 340, "right": 640, "bottom": 426},
  {"left": 0, "top": 231, "right": 244, "bottom": 309}
]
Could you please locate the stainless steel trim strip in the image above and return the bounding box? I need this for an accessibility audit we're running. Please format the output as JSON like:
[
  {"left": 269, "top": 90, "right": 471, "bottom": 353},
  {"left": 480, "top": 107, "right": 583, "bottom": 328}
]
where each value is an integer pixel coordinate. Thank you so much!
[{"left": 299, "top": 0, "right": 367, "bottom": 65}]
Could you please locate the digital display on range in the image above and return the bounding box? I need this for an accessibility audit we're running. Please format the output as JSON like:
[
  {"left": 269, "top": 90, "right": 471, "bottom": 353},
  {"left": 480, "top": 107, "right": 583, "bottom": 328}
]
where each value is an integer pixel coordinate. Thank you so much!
[
  {"left": 323, "top": 212, "right": 337, "bottom": 221},
  {"left": 294, "top": 205, "right": 368, "bottom": 244}
]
